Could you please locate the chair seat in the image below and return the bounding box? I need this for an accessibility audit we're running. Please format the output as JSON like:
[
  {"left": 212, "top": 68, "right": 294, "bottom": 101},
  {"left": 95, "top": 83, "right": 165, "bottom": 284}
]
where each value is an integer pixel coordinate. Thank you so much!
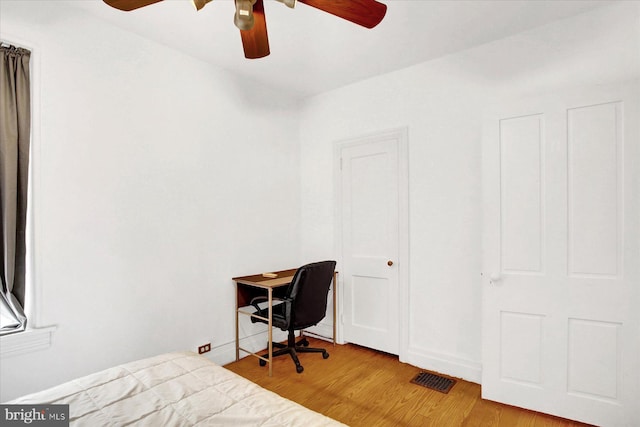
[{"left": 252, "top": 302, "right": 288, "bottom": 331}]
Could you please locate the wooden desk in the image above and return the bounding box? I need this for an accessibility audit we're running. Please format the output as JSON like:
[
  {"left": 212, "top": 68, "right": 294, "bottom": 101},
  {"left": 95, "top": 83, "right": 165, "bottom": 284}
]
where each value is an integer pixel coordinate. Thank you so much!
[{"left": 232, "top": 268, "right": 338, "bottom": 377}]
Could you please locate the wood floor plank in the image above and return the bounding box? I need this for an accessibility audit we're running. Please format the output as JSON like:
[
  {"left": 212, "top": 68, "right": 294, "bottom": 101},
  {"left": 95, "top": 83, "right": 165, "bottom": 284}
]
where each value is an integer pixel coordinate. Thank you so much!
[{"left": 224, "top": 338, "right": 593, "bottom": 427}]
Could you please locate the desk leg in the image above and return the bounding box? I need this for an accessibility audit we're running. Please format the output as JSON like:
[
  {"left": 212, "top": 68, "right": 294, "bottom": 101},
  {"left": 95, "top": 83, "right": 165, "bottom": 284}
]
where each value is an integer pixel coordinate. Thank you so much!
[
  {"left": 235, "top": 284, "right": 240, "bottom": 362},
  {"left": 268, "top": 287, "right": 273, "bottom": 377}
]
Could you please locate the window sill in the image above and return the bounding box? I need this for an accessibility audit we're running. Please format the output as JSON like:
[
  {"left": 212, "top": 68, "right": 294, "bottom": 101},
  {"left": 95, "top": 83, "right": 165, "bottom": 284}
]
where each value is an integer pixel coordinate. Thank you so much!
[{"left": 0, "top": 326, "right": 56, "bottom": 358}]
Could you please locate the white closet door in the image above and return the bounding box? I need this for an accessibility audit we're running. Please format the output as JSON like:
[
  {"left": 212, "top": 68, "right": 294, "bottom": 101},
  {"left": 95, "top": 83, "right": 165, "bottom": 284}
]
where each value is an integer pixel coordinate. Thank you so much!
[{"left": 482, "top": 83, "right": 639, "bottom": 426}]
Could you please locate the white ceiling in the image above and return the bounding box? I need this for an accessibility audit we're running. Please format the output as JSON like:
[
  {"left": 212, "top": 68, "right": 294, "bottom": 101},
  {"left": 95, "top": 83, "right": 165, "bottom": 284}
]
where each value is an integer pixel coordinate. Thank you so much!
[{"left": 67, "top": 0, "right": 614, "bottom": 98}]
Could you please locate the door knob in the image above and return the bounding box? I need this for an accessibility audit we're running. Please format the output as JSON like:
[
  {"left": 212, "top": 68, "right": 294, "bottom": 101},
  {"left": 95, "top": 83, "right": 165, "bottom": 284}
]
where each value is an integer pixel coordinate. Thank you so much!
[
  {"left": 387, "top": 260, "right": 394, "bottom": 266},
  {"left": 489, "top": 272, "right": 502, "bottom": 284}
]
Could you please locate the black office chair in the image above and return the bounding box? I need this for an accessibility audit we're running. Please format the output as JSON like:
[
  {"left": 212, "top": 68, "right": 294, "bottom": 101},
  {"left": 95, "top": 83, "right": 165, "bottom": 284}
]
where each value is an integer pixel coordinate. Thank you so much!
[{"left": 250, "top": 260, "right": 337, "bottom": 373}]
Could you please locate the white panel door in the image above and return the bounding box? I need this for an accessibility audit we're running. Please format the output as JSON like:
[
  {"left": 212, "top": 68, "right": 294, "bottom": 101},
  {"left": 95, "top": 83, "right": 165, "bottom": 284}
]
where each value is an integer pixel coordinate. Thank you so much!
[
  {"left": 339, "top": 133, "right": 401, "bottom": 355},
  {"left": 482, "top": 83, "right": 639, "bottom": 426}
]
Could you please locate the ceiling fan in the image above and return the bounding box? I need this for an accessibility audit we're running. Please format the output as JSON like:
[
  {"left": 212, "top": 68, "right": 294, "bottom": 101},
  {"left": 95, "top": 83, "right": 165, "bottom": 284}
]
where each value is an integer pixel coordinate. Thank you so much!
[{"left": 103, "top": 0, "right": 387, "bottom": 59}]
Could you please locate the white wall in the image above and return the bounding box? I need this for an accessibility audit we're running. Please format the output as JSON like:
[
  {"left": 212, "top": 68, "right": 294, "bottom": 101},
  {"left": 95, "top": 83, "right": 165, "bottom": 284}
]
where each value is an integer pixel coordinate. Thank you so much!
[
  {"left": 0, "top": 1, "right": 301, "bottom": 401},
  {"left": 1, "top": 0, "right": 638, "bottom": 403},
  {"left": 299, "top": 2, "right": 640, "bottom": 382}
]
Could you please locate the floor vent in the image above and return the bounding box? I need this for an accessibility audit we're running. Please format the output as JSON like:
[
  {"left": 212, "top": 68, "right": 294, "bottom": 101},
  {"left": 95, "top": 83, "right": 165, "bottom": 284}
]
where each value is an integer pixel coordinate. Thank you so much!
[{"left": 410, "top": 371, "right": 456, "bottom": 394}]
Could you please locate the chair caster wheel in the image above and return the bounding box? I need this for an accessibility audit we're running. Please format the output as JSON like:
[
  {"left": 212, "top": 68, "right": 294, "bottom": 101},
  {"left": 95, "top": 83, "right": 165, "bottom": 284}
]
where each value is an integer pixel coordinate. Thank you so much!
[
  {"left": 301, "top": 339, "right": 309, "bottom": 347},
  {"left": 296, "top": 365, "right": 304, "bottom": 373},
  {"left": 322, "top": 351, "right": 329, "bottom": 359},
  {"left": 259, "top": 359, "right": 266, "bottom": 367}
]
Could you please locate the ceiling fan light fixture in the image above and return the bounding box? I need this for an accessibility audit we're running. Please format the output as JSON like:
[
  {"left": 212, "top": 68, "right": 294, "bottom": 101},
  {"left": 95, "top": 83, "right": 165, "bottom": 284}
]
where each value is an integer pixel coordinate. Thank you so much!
[
  {"left": 234, "top": 0, "right": 256, "bottom": 31},
  {"left": 192, "top": 0, "right": 212, "bottom": 11}
]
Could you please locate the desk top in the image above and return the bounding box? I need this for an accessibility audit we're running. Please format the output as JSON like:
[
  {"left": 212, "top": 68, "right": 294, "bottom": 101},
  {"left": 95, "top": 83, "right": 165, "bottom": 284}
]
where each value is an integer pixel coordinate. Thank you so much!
[{"left": 232, "top": 268, "right": 297, "bottom": 288}]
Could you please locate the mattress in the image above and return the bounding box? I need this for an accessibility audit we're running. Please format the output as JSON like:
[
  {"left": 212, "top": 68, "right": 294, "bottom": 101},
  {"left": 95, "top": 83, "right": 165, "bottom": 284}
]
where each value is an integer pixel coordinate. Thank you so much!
[{"left": 8, "top": 351, "right": 345, "bottom": 426}]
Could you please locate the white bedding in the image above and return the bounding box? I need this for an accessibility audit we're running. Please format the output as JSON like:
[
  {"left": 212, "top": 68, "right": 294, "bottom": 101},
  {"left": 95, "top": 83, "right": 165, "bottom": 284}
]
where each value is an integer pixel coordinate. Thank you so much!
[{"left": 8, "top": 351, "right": 345, "bottom": 426}]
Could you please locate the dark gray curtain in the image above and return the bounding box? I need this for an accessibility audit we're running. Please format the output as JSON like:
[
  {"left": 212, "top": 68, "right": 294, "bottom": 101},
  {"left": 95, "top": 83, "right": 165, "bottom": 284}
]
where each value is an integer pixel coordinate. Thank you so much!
[{"left": 0, "top": 44, "right": 31, "bottom": 335}]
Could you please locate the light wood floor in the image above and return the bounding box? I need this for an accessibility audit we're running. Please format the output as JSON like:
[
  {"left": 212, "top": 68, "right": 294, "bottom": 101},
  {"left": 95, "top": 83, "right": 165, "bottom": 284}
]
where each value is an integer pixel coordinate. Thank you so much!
[{"left": 224, "top": 337, "right": 593, "bottom": 427}]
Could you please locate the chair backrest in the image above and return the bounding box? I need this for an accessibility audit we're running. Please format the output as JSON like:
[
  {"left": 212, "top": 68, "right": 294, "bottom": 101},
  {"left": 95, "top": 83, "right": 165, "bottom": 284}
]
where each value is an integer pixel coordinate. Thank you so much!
[{"left": 286, "top": 260, "right": 336, "bottom": 330}]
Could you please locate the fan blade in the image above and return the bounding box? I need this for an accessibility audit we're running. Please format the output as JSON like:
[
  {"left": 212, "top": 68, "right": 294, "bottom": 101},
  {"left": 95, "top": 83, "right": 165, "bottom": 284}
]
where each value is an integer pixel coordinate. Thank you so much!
[
  {"left": 193, "top": 0, "right": 213, "bottom": 11},
  {"left": 240, "top": 0, "right": 270, "bottom": 59},
  {"left": 103, "top": 0, "right": 163, "bottom": 11},
  {"left": 298, "top": 0, "right": 386, "bottom": 29}
]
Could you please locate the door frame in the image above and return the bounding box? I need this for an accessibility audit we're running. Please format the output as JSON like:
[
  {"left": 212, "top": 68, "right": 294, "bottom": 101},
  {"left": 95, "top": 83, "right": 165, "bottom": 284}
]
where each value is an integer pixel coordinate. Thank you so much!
[{"left": 333, "top": 127, "right": 410, "bottom": 361}]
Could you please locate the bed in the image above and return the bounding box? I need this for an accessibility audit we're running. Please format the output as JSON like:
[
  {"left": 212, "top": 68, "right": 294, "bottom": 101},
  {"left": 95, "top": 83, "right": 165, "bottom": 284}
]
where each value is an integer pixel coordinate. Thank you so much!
[{"left": 8, "top": 351, "right": 345, "bottom": 426}]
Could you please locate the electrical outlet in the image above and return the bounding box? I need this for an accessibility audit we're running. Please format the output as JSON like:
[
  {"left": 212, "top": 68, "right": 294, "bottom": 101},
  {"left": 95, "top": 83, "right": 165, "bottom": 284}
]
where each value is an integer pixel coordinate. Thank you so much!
[{"left": 198, "top": 343, "right": 211, "bottom": 354}]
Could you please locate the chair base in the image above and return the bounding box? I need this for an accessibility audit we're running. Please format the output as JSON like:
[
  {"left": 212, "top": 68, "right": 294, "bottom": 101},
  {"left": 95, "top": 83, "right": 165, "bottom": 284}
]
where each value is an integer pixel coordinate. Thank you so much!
[{"left": 259, "top": 332, "right": 329, "bottom": 373}]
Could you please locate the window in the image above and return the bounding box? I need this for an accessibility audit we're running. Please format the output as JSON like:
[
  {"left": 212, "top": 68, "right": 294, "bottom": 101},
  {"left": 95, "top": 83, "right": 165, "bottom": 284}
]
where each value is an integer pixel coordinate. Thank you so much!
[{"left": 0, "top": 42, "right": 31, "bottom": 336}]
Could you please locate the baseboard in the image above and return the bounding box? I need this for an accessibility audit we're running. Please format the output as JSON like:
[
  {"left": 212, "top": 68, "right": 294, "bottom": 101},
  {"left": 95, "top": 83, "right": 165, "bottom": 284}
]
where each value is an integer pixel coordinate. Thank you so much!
[
  {"left": 207, "top": 330, "right": 288, "bottom": 366},
  {"left": 208, "top": 323, "right": 333, "bottom": 367},
  {"left": 304, "top": 322, "right": 334, "bottom": 341},
  {"left": 405, "top": 346, "right": 482, "bottom": 384}
]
